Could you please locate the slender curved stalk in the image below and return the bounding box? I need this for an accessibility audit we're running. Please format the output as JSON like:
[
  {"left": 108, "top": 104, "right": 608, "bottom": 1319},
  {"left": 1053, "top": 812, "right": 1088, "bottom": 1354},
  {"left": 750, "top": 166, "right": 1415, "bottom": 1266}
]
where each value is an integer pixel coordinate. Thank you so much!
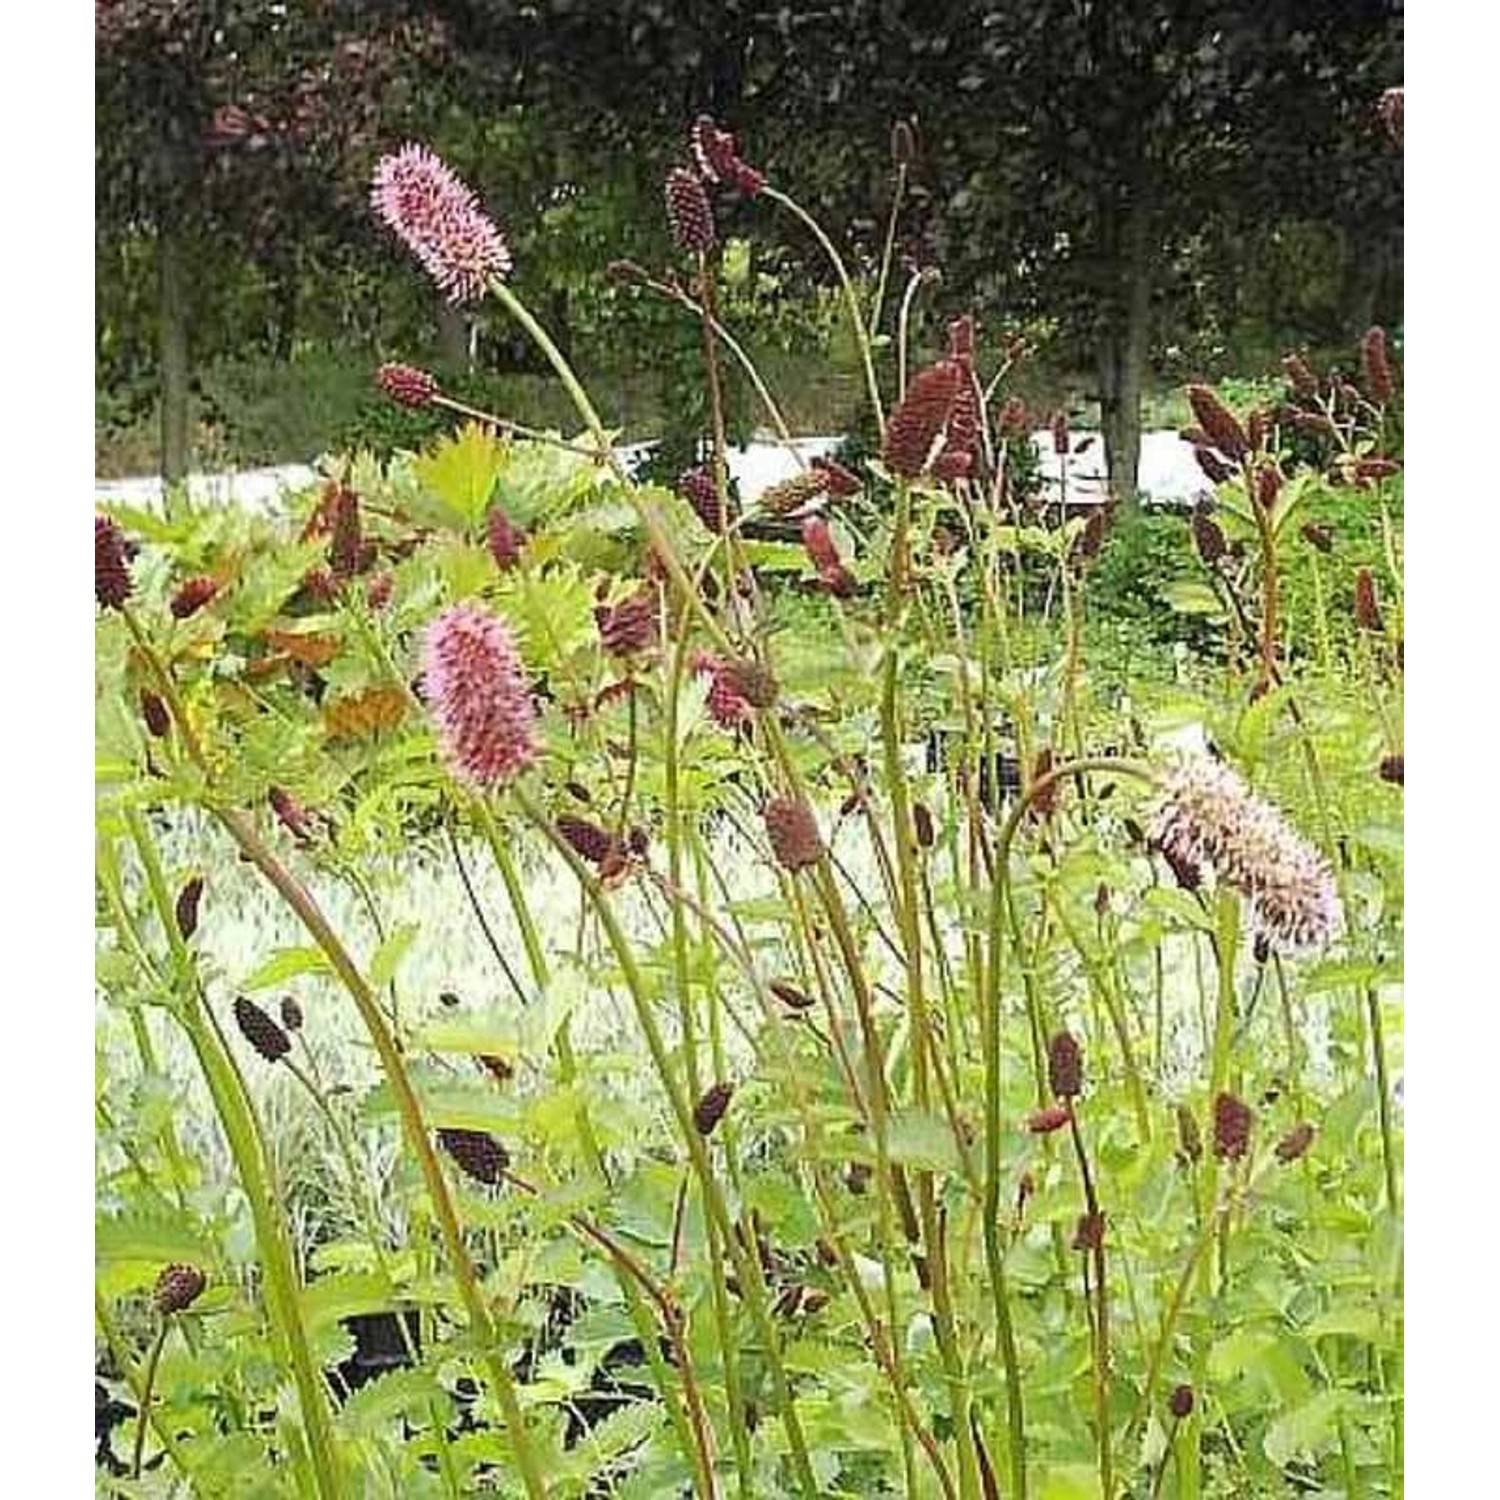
[
  {"left": 762, "top": 186, "right": 885, "bottom": 430},
  {"left": 870, "top": 162, "right": 908, "bottom": 335},
  {"left": 130, "top": 1321, "right": 171, "bottom": 1480},
  {"left": 96, "top": 1292, "right": 196, "bottom": 1485}
]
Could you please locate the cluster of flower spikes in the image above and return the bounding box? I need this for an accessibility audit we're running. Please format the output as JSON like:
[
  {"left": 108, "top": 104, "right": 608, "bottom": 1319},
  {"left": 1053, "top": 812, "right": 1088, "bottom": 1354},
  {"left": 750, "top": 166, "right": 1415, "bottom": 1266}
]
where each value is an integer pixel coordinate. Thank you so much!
[
  {"left": 882, "top": 316, "right": 981, "bottom": 482},
  {"left": 663, "top": 115, "right": 765, "bottom": 257},
  {"left": 1148, "top": 753, "right": 1343, "bottom": 957}
]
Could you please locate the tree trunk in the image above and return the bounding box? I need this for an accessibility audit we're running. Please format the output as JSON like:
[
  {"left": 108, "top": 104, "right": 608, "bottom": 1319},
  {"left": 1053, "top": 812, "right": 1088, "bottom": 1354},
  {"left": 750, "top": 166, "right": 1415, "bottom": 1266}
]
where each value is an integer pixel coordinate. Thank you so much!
[
  {"left": 1097, "top": 193, "right": 1152, "bottom": 508},
  {"left": 157, "top": 221, "right": 191, "bottom": 485}
]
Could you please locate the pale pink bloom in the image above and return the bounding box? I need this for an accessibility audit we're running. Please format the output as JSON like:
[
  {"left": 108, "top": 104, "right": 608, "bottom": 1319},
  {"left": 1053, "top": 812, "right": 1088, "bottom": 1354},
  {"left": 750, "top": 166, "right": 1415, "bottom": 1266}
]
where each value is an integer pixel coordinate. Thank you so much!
[
  {"left": 371, "top": 144, "right": 511, "bottom": 303},
  {"left": 422, "top": 604, "right": 537, "bottom": 788},
  {"left": 1149, "top": 755, "right": 1342, "bottom": 956}
]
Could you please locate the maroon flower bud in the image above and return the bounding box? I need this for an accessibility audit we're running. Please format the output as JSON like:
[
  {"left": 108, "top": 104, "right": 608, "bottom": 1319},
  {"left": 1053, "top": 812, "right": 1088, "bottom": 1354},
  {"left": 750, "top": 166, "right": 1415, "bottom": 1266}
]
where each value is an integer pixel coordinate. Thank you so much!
[
  {"left": 365, "top": 571, "right": 394, "bottom": 611},
  {"left": 140, "top": 690, "right": 171, "bottom": 739},
  {"left": 1075, "top": 505, "right": 1109, "bottom": 562},
  {"left": 771, "top": 979, "right": 816, "bottom": 1010},
  {"left": 1193, "top": 505, "right": 1227, "bottom": 566},
  {"left": 234, "top": 995, "right": 291, "bottom": 1063},
  {"left": 1073, "top": 1211, "right": 1106, "bottom": 1252},
  {"left": 596, "top": 587, "right": 659, "bottom": 657},
  {"left": 665, "top": 167, "right": 716, "bottom": 253},
  {"left": 689, "top": 116, "right": 764, "bottom": 195},
  {"left": 154, "top": 1263, "right": 206, "bottom": 1316},
  {"left": 996, "top": 395, "right": 1028, "bottom": 439},
  {"left": 1378, "top": 753, "right": 1404, "bottom": 786},
  {"left": 1029, "top": 747, "right": 1058, "bottom": 822},
  {"left": 810, "top": 455, "right": 862, "bottom": 497},
  {"left": 679, "top": 465, "right": 733, "bottom": 533},
  {"left": 279, "top": 995, "right": 304, "bottom": 1032},
  {"left": 883, "top": 359, "right": 965, "bottom": 478},
  {"left": 1187, "top": 386, "right": 1249, "bottom": 462},
  {"left": 1169, "top": 1384, "right": 1195, "bottom": 1419},
  {"left": 763, "top": 796, "right": 823, "bottom": 872},
  {"left": 1194, "top": 446, "right": 1233, "bottom": 486},
  {"left": 1094, "top": 882, "right": 1111, "bottom": 917},
  {"left": 376, "top": 361, "right": 438, "bottom": 408},
  {"left": 1048, "top": 1030, "right": 1084, "bottom": 1099},
  {"left": 174, "top": 876, "right": 203, "bottom": 942},
  {"left": 438, "top": 1127, "right": 510, "bottom": 1186},
  {"left": 1255, "top": 465, "right": 1283, "bottom": 514},
  {"left": 1354, "top": 458, "right": 1400, "bottom": 485},
  {"left": 1282, "top": 354, "right": 1319, "bottom": 400},
  {"left": 801, "top": 516, "right": 855, "bottom": 597},
  {"left": 1027, "top": 1104, "right": 1073, "bottom": 1134},
  {"left": 95, "top": 515, "right": 133, "bottom": 610},
  {"left": 327, "top": 486, "right": 363, "bottom": 580},
  {"left": 1212, "top": 1091, "right": 1253, "bottom": 1162},
  {"left": 720, "top": 657, "right": 778, "bottom": 709},
  {"left": 1157, "top": 840, "right": 1202, "bottom": 893},
  {"left": 760, "top": 470, "right": 831, "bottom": 518},
  {"left": 1016, "top": 1170, "right": 1036, "bottom": 1214},
  {"left": 1253, "top": 933, "right": 1272, "bottom": 965},
  {"left": 170, "top": 576, "right": 219, "bottom": 619},
  {"left": 1247, "top": 408, "right": 1269, "bottom": 453},
  {"left": 1051, "top": 410, "right": 1071, "bottom": 456},
  {"left": 269, "top": 787, "right": 315, "bottom": 844},
  {"left": 1176, "top": 1104, "right": 1203, "bottom": 1165},
  {"left": 486, "top": 505, "right": 524, "bottom": 571},
  {"left": 693, "top": 1081, "right": 734, "bottom": 1136},
  {"left": 844, "top": 1161, "right": 872, "bottom": 1195},
  {"left": 946, "top": 314, "right": 977, "bottom": 365},
  {"left": 1361, "top": 327, "right": 1393, "bottom": 403},
  {"left": 1354, "top": 568, "right": 1384, "bottom": 632},
  {"left": 1300, "top": 522, "right": 1334, "bottom": 554},
  {"left": 1274, "top": 1122, "right": 1315, "bottom": 1163},
  {"left": 556, "top": 814, "right": 616, "bottom": 868},
  {"left": 1378, "top": 87, "right": 1403, "bottom": 149}
]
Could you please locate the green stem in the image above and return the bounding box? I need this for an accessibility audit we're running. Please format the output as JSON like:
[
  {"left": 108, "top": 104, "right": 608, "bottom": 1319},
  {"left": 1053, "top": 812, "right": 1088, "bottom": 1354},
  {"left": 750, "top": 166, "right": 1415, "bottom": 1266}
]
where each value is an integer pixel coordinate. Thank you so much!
[{"left": 130, "top": 1321, "right": 171, "bottom": 1480}]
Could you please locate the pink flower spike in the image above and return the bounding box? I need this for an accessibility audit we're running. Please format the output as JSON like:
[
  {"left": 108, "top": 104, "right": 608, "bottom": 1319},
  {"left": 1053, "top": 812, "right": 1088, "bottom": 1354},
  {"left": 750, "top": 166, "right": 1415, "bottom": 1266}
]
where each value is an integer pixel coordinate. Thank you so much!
[
  {"left": 422, "top": 603, "right": 538, "bottom": 789},
  {"left": 371, "top": 144, "right": 512, "bottom": 304}
]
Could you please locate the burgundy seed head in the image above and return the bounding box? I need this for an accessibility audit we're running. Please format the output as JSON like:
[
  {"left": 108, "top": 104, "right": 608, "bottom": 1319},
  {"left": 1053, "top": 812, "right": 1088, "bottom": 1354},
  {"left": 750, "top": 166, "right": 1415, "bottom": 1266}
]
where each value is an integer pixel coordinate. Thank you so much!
[
  {"left": 996, "top": 395, "right": 1028, "bottom": 439},
  {"left": 486, "top": 505, "right": 524, "bottom": 571},
  {"left": 1247, "top": 408, "right": 1269, "bottom": 453},
  {"left": 1378, "top": 753, "right": 1404, "bottom": 786},
  {"left": 759, "top": 470, "right": 830, "bottom": 518},
  {"left": 171, "top": 576, "right": 219, "bottom": 619},
  {"left": 327, "top": 486, "right": 363, "bottom": 579},
  {"left": 689, "top": 115, "right": 764, "bottom": 194},
  {"left": 1361, "top": 326, "right": 1393, "bottom": 403},
  {"left": 1187, "top": 385, "right": 1249, "bottom": 462},
  {"left": 596, "top": 587, "right": 659, "bottom": 657},
  {"left": 95, "top": 515, "right": 133, "bottom": 610},
  {"left": 141, "top": 690, "right": 170, "bottom": 739},
  {"left": 234, "top": 995, "right": 291, "bottom": 1063},
  {"left": 810, "top": 455, "right": 862, "bottom": 497},
  {"left": 679, "top": 465, "right": 733, "bottom": 533},
  {"left": 1193, "top": 505, "right": 1227, "bottom": 566},
  {"left": 1300, "top": 522, "right": 1334, "bottom": 554},
  {"left": 763, "top": 796, "right": 823, "bottom": 873},
  {"left": 376, "top": 361, "right": 438, "bottom": 409},
  {"left": 693, "top": 1081, "right": 734, "bottom": 1136},
  {"left": 1072, "top": 1211, "right": 1106, "bottom": 1252},
  {"left": 1194, "top": 446, "right": 1233, "bottom": 486},
  {"left": 665, "top": 167, "right": 716, "bottom": 254},
  {"left": 555, "top": 814, "right": 616, "bottom": 868},
  {"left": 154, "top": 1263, "right": 206, "bottom": 1316},
  {"left": 1048, "top": 1030, "right": 1084, "bottom": 1099},
  {"left": 719, "top": 657, "right": 778, "bottom": 709},
  {"left": 1275, "top": 1122, "right": 1316, "bottom": 1163},
  {"left": 691, "top": 650, "right": 755, "bottom": 729},
  {"left": 1355, "top": 458, "right": 1400, "bottom": 486},
  {"left": 438, "top": 1128, "right": 510, "bottom": 1186},
  {"left": 770, "top": 980, "right": 816, "bottom": 1010},
  {"left": 1354, "top": 568, "right": 1384, "bottom": 632},
  {"left": 1051, "top": 410, "right": 1071, "bottom": 456},
  {"left": 279, "top": 995, "right": 304, "bottom": 1032},
  {"left": 1027, "top": 1104, "right": 1072, "bottom": 1134},
  {"left": 946, "top": 314, "right": 977, "bottom": 366},
  {"left": 1169, "top": 1384, "right": 1195, "bottom": 1419},
  {"left": 882, "top": 359, "right": 965, "bottom": 478},
  {"left": 1212, "top": 1091, "right": 1253, "bottom": 1162},
  {"left": 1282, "top": 354, "right": 1319, "bottom": 400},
  {"left": 174, "top": 876, "right": 203, "bottom": 942}
]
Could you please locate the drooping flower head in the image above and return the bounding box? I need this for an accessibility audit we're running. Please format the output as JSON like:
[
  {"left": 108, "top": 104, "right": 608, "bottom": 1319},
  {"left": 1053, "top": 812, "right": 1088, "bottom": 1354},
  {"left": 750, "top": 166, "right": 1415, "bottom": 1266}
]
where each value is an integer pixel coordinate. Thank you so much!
[
  {"left": 95, "top": 514, "right": 132, "bottom": 610},
  {"left": 1149, "top": 754, "right": 1342, "bottom": 955},
  {"left": 422, "top": 603, "right": 537, "bottom": 789},
  {"left": 371, "top": 144, "right": 511, "bottom": 303},
  {"left": 689, "top": 116, "right": 765, "bottom": 195}
]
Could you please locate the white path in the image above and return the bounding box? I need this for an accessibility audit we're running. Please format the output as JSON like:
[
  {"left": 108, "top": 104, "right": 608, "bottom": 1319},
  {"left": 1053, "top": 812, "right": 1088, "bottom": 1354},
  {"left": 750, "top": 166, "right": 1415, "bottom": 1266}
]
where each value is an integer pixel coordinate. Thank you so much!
[{"left": 95, "top": 431, "right": 1208, "bottom": 512}]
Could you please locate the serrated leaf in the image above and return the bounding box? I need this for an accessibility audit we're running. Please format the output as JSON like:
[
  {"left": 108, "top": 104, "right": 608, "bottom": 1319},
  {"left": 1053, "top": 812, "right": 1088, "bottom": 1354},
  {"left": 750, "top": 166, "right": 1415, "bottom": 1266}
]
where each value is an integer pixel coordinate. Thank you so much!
[
  {"left": 241, "top": 946, "right": 331, "bottom": 990},
  {"left": 1163, "top": 580, "right": 1228, "bottom": 619},
  {"left": 300, "top": 1270, "right": 395, "bottom": 1331},
  {"left": 574, "top": 1400, "right": 665, "bottom": 1471},
  {"left": 96, "top": 1210, "right": 213, "bottom": 1265},
  {"left": 412, "top": 422, "right": 505, "bottom": 526},
  {"left": 339, "top": 1367, "right": 444, "bottom": 1438},
  {"left": 1264, "top": 1388, "right": 1344, "bottom": 1468},
  {"left": 885, "top": 1110, "right": 962, "bottom": 1174}
]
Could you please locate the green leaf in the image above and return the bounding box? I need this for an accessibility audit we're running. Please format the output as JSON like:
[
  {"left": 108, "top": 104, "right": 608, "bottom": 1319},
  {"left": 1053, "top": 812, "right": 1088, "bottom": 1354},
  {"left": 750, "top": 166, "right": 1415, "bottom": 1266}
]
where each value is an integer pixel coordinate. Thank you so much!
[
  {"left": 412, "top": 422, "right": 505, "bottom": 527},
  {"left": 1163, "top": 579, "right": 1228, "bottom": 619},
  {"left": 1264, "top": 1388, "right": 1345, "bottom": 1468},
  {"left": 340, "top": 1367, "right": 444, "bottom": 1438},
  {"left": 572, "top": 1399, "right": 664, "bottom": 1471},
  {"left": 885, "top": 1110, "right": 962, "bottom": 1174},
  {"left": 241, "top": 946, "right": 331, "bottom": 991},
  {"left": 1040, "top": 1463, "right": 1104, "bottom": 1499},
  {"left": 300, "top": 1270, "right": 395, "bottom": 1331},
  {"left": 96, "top": 1210, "right": 213, "bottom": 1266},
  {"left": 369, "top": 923, "right": 419, "bottom": 990}
]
